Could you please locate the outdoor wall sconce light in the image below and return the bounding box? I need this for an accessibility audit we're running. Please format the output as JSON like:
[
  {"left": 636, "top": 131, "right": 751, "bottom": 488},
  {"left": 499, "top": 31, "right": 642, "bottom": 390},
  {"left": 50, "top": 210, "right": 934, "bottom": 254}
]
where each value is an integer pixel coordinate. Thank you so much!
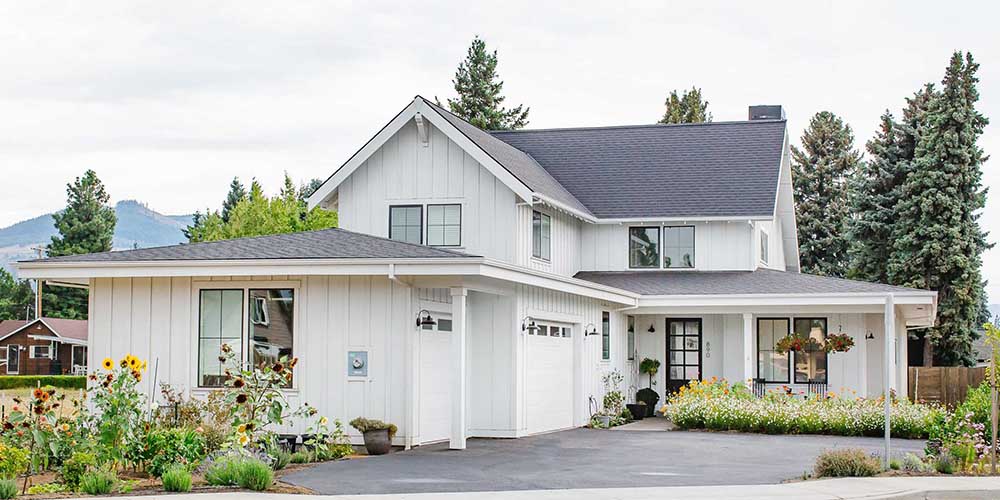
[
  {"left": 866, "top": 330, "right": 875, "bottom": 340},
  {"left": 647, "top": 323, "right": 656, "bottom": 334},
  {"left": 415, "top": 309, "right": 437, "bottom": 328},
  {"left": 521, "top": 317, "right": 540, "bottom": 334},
  {"left": 584, "top": 323, "right": 599, "bottom": 336}
]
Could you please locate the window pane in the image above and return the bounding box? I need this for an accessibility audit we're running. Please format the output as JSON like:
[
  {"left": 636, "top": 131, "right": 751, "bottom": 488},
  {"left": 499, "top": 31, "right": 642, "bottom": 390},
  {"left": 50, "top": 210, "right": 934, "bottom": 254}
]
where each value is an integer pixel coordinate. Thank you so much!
[
  {"left": 685, "top": 367, "right": 700, "bottom": 380},
  {"left": 629, "top": 227, "right": 660, "bottom": 268},
  {"left": 427, "top": 205, "right": 461, "bottom": 246},
  {"left": 250, "top": 289, "right": 294, "bottom": 386},
  {"left": 627, "top": 317, "right": 635, "bottom": 360},
  {"left": 427, "top": 205, "right": 444, "bottom": 225},
  {"left": 663, "top": 226, "right": 695, "bottom": 268},
  {"left": 538, "top": 325, "right": 548, "bottom": 337},
  {"left": 563, "top": 327, "right": 572, "bottom": 338},
  {"left": 669, "top": 351, "right": 683, "bottom": 364},
  {"left": 445, "top": 205, "right": 461, "bottom": 224},
  {"left": 199, "top": 289, "right": 243, "bottom": 387},
  {"left": 757, "top": 319, "right": 790, "bottom": 383},
  {"left": 390, "top": 206, "right": 422, "bottom": 244},
  {"left": 427, "top": 226, "right": 444, "bottom": 246},
  {"left": 534, "top": 212, "right": 551, "bottom": 261},
  {"left": 793, "top": 318, "right": 827, "bottom": 383},
  {"left": 443, "top": 227, "right": 461, "bottom": 246},
  {"left": 602, "top": 311, "right": 610, "bottom": 360},
  {"left": 437, "top": 319, "right": 453, "bottom": 332}
]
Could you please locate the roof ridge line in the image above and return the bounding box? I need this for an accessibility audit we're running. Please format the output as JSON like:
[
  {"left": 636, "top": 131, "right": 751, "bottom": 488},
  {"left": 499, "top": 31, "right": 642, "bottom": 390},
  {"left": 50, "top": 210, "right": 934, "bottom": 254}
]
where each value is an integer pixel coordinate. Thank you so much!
[{"left": 488, "top": 119, "right": 786, "bottom": 134}]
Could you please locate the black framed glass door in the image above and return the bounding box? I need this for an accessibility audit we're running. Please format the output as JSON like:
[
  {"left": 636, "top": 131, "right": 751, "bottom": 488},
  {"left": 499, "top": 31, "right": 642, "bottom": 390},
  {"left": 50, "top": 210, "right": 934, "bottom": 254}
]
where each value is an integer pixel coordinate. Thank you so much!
[{"left": 666, "top": 319, "right": 701, "bottom": 393}]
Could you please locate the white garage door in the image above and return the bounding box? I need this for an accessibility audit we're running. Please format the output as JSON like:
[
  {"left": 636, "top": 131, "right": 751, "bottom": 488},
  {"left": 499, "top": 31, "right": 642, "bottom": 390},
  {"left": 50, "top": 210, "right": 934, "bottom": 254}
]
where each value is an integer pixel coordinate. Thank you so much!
[
  {"left": 418, "top": 318, "right": 452, "bottom": 444},
  {"left": 526, "top": 323, "right": 574, "bottom": 434}
]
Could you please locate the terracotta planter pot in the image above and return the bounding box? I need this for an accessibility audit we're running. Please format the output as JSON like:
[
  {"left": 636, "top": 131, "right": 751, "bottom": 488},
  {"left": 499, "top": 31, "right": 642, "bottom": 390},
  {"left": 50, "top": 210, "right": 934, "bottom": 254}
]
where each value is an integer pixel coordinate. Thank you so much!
[{"left": 362, "top": 429, "right": 391, "bottom": 455}]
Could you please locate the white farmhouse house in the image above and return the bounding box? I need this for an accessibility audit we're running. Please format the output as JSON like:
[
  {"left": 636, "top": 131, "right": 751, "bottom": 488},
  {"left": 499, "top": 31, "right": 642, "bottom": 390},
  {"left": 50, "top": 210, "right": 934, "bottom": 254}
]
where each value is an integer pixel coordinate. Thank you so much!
[{"left": 18, "top": 97, "right": 937, "bottom": 450}]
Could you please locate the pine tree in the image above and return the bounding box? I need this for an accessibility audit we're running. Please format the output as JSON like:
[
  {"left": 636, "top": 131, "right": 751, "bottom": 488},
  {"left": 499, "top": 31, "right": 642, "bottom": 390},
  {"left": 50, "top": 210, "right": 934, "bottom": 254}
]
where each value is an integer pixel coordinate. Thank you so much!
[
  {"left": 221, "top": 177, "right": 246, "bottom": 223},
  {"left": 792, "top": 112, "right": 861, "bottom": 278},
  {"left": 888, "top": 52, "right": 991, "bottom": 366},
  {"left": 45, "top": 170, "right": 116, "bottom": 319},
  {"left": 438, "top": 36, "right": 529, "bottom": 130},
  {"left": 0, "top": 268, "right": 34, "bottom": 321},
  {"left": 658, "top": 87, "right": 712, "bottom": 124}
]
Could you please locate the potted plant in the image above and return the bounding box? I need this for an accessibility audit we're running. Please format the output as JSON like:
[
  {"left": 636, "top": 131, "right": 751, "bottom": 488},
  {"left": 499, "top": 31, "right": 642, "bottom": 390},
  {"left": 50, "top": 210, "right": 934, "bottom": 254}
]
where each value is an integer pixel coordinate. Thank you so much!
[
  {"left": 775, "top": 334, "right": 821, "bottom": 354},
  {"left": 824, "top": 333, "right": 855, "bottom": 353},
  {"left": 626, "top": 400, "right": 647, "bottom": 421},
  {"left": 637, "top": 358, "right": 661, "bottom": 417},
  {"left": 595, "top": 413, "right": 612, "bottom": 428},
  {"left": 349, "top": 417, "right": 397, "bottom": 455}
]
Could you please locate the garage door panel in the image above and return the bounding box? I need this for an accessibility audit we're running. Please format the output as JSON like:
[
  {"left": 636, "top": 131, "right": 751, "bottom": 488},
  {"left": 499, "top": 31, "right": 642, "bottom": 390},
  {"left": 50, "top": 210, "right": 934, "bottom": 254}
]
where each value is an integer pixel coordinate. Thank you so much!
[
  {"left": 526, "top": 335, "right": 573, "bottom": 434},
  {"left": 419, "top": 330, "right": 451, "bottom": 444}
]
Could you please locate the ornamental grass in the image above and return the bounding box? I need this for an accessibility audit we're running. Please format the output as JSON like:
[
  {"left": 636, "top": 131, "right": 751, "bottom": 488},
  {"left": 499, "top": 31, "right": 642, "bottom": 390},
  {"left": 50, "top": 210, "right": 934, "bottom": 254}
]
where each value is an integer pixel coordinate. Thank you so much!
[{"left": 662, "top": 378, "right": 944, "bottom": 439}]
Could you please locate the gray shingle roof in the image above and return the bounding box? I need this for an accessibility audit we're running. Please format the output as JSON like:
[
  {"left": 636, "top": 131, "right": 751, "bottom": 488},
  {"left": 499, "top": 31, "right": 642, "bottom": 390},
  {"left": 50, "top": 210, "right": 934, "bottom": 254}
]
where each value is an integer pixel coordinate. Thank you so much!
[
  {"left": 490, "top": 120, "right": 786, "bottom": 219},
  {"left": 574, "top": 268, "right": 931, "bottom": 295},
  {"left": 422, "top": 98, "right": 593, "bottom": 217},
  {"left": 25, "top": 228, "right": 477, "bottom": 263}
]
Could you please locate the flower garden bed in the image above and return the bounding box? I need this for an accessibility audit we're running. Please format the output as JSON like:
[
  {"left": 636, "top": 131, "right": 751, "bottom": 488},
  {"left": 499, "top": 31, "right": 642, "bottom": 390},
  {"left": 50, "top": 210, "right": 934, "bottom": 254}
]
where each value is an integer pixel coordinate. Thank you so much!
[{"left": 662, "top": 378, "right": 944, "bottom": 439}]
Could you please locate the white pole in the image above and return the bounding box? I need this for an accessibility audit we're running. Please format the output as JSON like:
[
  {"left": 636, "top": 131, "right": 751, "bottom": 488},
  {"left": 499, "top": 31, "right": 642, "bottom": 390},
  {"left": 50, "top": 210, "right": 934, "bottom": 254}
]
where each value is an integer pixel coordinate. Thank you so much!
[{"left": 883, "top": 293, "right": 895, "bottom": 468}]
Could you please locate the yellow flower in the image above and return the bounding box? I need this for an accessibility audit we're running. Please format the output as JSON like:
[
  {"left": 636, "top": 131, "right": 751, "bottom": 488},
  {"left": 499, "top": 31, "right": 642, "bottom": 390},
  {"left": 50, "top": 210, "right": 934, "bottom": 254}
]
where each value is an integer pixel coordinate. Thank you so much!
[
  {"left": 237, "top": 424, "right": 247, "bottom": 433},
  {"left": 238, "top": 433, "right": 249, "bottom": 445},
  {"left": 127, "top": 356, "right": 139, "bottom": 369},
  {"left": 319, "top": 416, "right": 328, "bottom": 426},
  {"left": 140, "top": 360, "right": 148, "bottom": 372},
  {"left": 102, "top": 358, "right": 114, "bottom": 370}
]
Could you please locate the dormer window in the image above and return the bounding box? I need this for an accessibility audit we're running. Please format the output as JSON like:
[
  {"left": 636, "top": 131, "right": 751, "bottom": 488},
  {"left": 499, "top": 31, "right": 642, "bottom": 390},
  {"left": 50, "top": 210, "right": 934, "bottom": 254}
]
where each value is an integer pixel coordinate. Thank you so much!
[
  {"left": 663, "top": 226, "right": 695, "bottom": 268},
  {"left": 629, "top": 227, "right": 660, "bottom": 268},
  {"left": 629, "top": 225, "right": 695, "bottom": 269}
]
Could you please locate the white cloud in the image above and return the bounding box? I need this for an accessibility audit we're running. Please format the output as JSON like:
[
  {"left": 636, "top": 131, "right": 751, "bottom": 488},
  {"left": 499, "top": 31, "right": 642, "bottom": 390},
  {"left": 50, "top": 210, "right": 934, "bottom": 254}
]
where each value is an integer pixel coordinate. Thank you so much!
[{"left": 1, "top": 0, "right": 997, "bottom": 300}]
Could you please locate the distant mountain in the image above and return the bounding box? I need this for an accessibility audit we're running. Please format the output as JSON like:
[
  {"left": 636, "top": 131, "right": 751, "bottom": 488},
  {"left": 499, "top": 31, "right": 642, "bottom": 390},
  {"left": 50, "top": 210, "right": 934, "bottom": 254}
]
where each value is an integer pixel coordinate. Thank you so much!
[{"left": 0, "top": 200, "right": 192, "bottom": 276}]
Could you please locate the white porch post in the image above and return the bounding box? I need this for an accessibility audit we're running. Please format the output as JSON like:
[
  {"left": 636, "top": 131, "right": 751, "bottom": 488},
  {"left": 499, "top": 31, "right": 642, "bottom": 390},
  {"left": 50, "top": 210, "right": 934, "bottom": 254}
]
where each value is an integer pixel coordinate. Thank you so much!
[
  {"left": 883, "top": 294, "right": 895, "bottom": 468},
  {"left": 450, "top": 287, "right": 468, "bottom": 450},
  {"left": 742, "top": 313, "right": 754, "bottom": 385}
]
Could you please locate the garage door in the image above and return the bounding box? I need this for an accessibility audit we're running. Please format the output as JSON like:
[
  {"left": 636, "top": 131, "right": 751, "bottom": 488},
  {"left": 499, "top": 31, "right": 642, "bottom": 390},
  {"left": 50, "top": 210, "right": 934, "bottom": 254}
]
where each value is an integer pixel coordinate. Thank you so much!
[
  {"left": 418, "top": 318, "right": 452, "bottom": 444},
  {"left": 526, "top": 323, "right": 574, "bottom": 434}
]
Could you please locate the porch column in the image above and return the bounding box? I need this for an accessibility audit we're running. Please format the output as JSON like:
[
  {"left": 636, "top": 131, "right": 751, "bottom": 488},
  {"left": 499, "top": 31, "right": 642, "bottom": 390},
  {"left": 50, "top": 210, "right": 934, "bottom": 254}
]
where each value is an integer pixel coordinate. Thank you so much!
[
  {"left": 883, "top": 294, "right": 895, "bottom": 467},
  {"left": 450, "top": 287, "right": 468, "bottom": 450},
  {"left": 742, "top": 313, "right": 754, "bottom": 385}
]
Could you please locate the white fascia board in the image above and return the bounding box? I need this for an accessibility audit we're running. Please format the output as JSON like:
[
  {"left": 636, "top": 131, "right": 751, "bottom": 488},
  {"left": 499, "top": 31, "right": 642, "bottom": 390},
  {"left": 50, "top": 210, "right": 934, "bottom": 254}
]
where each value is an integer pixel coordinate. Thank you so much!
[
  {"left": 416, "top": 100, "right": 535, "bottom": 204},
  {"left": 637, "top": 292, "right": 936, "bottom": 309},
  {"left": 0, "top": 318, "right": 43, "bottom": 343},
  {"left": 532, "top": 194, "right": 596, "bottom": 223},
  {"left": 28, "top": 334, "right": 86, "bottom": 346},
  {"left": 307, "top": 99, "right": 423, "bottom": 209},
  {"left": 479, "top": 259, "right": 637, "bottom": 305},
  {"left": 593, "top": 215, "right": 773, "bottom": 224}
]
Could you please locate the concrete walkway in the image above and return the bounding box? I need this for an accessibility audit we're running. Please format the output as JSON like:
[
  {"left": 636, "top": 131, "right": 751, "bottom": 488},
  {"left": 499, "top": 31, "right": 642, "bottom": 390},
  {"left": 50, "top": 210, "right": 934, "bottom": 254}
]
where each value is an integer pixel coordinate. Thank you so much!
[{"left": 98, "top": 477, "right": 1000, "bottom": 500}]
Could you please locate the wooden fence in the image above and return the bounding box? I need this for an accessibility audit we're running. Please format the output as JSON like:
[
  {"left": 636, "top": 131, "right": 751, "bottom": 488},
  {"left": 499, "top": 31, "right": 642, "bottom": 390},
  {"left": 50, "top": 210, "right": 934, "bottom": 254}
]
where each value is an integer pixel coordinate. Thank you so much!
[{"left": 908, "top": 366, "right": 986, "bottom": 407}]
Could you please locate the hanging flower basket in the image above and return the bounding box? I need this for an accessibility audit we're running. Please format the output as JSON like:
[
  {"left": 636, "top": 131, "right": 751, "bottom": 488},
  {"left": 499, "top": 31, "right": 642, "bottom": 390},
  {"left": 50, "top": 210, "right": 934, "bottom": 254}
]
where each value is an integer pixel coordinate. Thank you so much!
[
  {"left": 824, "top": 333, "right": 855, "bottom": 353},
  {"left": 775, "top": 334, "right": 821, "bottom": 355}
]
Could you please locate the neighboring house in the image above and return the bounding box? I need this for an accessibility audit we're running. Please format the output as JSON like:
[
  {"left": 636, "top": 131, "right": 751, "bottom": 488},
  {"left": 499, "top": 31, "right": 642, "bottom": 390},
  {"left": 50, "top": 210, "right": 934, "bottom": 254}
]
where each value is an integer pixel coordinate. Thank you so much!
[
  {"left": 18, "top": 97, "right": 937, "bottom": 449},
  {"left": 0, "top": 317, "right": 88, "bottom": 375}
]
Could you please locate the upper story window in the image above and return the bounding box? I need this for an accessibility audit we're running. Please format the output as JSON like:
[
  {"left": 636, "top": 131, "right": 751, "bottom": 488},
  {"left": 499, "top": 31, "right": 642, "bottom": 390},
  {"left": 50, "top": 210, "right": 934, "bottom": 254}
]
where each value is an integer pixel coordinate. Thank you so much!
[
  {"left": 629, "top": 227, "right": 660, "bottom": 268},
  {"left": 427, "top": 204, "right": 462, "bottom": 246},
  {"left": 663, "top": 226, "right": 695, "bottom": 268},
  {"left": 532, "top": 211, "right": 551, "bottom": 261},
  {"left": 760, "top": 231, "right": 769, "bottom": 264},
  {"left": 389, "top": 205, "right": 423, "bottom": 244}
]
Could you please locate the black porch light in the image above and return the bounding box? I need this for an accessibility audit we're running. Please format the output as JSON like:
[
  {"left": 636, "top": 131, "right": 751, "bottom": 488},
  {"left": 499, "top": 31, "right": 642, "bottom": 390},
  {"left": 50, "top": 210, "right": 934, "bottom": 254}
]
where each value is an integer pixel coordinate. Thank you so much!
[
  {"left": 416, "top": 309, "right": 437, "bottom": 328},
  {"left": 584, "top": 323, "right": 599, "bottom": 336},
  {"left": 521, "top": 317, "right": 540, "bottom": 334},
  {"left": 647, "top": 323, "right": 656, "bottom": 334}
]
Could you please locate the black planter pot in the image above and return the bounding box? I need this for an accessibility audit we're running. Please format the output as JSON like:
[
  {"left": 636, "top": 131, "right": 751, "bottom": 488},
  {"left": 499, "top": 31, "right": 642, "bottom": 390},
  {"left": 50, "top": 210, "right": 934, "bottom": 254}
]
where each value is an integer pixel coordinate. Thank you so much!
[
  {"left": 635, "top": 388, "right": 660, "bottom": 417},
  {"left": 626, "top": 403, "right": 646, "bottom": 420},
  {"left": 362, "top": 429, "right": 392, "bottom": 455}
]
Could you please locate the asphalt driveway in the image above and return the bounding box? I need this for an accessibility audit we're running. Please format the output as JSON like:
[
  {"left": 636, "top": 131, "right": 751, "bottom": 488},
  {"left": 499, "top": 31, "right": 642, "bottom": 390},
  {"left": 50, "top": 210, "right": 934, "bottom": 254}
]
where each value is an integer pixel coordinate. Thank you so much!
[{"left": 281, "top": 426, "right": 925, "bottom": 495}]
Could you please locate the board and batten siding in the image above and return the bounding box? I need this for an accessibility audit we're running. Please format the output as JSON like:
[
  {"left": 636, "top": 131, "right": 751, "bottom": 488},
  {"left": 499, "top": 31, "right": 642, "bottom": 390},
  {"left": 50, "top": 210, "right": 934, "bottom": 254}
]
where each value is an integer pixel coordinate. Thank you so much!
[
  {"left": 515, "top": 205, "right": 581, "bottom": 277},
  {"left": 89, "top": 275, "right": 416, "bottom": 442},
  {"left": 579, "top": 221, "right": 755, "bottom": 272},
  {"left": 337, "top": 120, "right": 519, "bottom": 264}
]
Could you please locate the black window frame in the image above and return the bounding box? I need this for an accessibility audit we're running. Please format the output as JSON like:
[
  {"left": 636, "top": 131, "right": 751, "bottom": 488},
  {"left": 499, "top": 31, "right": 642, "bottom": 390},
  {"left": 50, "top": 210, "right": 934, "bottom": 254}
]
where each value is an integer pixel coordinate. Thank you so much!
[
  {"left": 601, "top": 311, "right": 611, "bottom": 361},
  {"left": 426, "top": 203, "right": 462, "bottom": 247},
  {"left": 532, "top": 210, "right": 552, "bottom": 261},
  {"left": 662, "top": 225, "right": 695, "bottom": 269},
  {"left": 628, "top": 226, "right": 661, "bottom": 269},
  {"left": 388, "top": 205, "right": 424, "bottom": 245},
  {"left": 793, "top": 317, "right": 828, "bottom": 384},
  {"left": 197, "top": 289, "right": 246, "bottom": 388},
  {"left": 756, "top": 317, "right": 791, "bottom": 384}
]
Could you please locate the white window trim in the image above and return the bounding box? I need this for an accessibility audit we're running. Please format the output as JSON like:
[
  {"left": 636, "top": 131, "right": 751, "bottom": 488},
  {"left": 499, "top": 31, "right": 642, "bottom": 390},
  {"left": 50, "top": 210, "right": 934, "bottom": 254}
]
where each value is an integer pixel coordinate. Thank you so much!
[
  {"left": 30, "top": 345, "right": 52, "bottom": 359},
  {"left": 532, "top": 210, "right": 552, "bottom": 262},
  {"left": 191, "top": 280, "right": 300, "bottom": 392},
  {"left": 760, "top": 230, "right": 769, "bottom": 265},
  {"left": 71, "top": 345, "right": 87, "bottom": 370}
]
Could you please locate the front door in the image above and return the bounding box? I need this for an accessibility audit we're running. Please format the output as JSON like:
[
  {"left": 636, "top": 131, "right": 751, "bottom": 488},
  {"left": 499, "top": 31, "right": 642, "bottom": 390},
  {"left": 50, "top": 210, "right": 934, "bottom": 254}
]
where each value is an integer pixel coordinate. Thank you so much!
[{"left": 666, "top": 319, "right": 701, "bottom": 394}]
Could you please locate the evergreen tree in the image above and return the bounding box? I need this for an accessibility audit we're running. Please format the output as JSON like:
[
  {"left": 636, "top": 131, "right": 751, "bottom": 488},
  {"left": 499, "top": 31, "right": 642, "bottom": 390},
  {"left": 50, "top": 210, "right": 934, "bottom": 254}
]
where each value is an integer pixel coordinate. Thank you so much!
[
  {"left": 792, "top": 112, "right": 861, "bottom": 278},
  {"left": 45, "top": 170, "right": 116, "bottom": 320},
  {"left": 888, "top": 52, "right": 991, "bottom": 366},
  {"left": 300, "top": 179, "right": 324, "bottom": 200},
  {"left": 658, "top": 87, "right": 712, "bottom": 124},
  {"left": 438, "top": 36, "right": 529, "bottom": 130},
  {"left": 0, "top": 268, "right": 34, "bottom": 321},
  {"left": 221, "top": 177, "right": 246, "bottom": 223}
]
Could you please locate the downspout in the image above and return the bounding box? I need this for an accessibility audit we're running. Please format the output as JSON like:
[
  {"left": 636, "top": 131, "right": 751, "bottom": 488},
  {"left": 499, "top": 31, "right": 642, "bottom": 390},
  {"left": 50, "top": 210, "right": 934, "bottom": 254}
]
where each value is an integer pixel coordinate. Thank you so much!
[{"left": 388, "top": 264, "right": 417, "bottom": 450}]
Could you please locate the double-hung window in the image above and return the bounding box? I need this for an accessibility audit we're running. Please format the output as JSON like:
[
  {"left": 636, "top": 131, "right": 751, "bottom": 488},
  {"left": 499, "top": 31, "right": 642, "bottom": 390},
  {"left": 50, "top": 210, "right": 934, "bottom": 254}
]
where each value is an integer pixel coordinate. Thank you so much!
[
  {"left": 601, "top": 311, "right": 611, "bottom": 361},
  {"left": 532, "top": 211, "right": 551, "bottom": 261},
  {"left": 793, "top": 318, "right": 827, "bottom": 384},
  {"left": 389, "top": 205, "right": 423, "bottom": 244},
  {"left": 198, "top": 288, "right": 296, "bottom": 388},
  {"left": 663, "top": 226, "right": 695, "bottom": 268},
  {"left": 629, "top": 227, "right": 660, "bottom": 268},
  {"left": 757, "top": 318, "right": 790, "bottom": 383},
  {"left": 427, "top": 204, "right": 461, "bottom": 246}
]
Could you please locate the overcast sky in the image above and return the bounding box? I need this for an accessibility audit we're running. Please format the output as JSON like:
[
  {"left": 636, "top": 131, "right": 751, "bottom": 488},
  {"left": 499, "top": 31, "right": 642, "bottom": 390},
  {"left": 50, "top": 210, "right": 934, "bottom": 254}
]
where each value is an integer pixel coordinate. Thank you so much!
[{"left": 1, "top": 1, "right": 997, "bottom": 300}]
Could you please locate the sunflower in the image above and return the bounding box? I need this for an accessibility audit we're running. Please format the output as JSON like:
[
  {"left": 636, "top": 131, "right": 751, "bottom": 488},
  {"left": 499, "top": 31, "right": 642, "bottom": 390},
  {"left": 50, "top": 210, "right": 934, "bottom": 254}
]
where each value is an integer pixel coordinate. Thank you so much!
[
  {"left": 235, "top": 393, "right": 248, "bottom": 404},
  {"left": 39, "top": 391, "right": 50, "bottom": 402},
  {"left": 272, "top": 362, "right": 284, "bottom": 373},
  {"left": 233, "top": 378, "right": 245, "bottom": 388},
  {"left": 140, "top": 360, "right": 147, "bottom": 372},
  {"left": 102, "top": 358, "right": 114, "bottom": 370},
  {"left": 289, "top": 357, "right": 298, "bottom": 368},
  {"left": 132, "top": 370, "right": 142, "bottom": 382},
  {"left": 127, "top": 356, "right": 139, "bottom": 369},
  {"left": 32, "top": 388, "right": 44, "bottom": 400}
]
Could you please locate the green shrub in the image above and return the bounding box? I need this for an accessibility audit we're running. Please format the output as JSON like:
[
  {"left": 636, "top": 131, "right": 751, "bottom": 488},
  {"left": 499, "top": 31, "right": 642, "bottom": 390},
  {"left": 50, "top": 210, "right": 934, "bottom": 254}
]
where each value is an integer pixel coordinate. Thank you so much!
[
  {"left": 204, "top": 456, "right": 242, "bottom": 486},
  {"left": 80, "top": 469, "right": 117, "bottom": 495},
  {"left": 60, "top": 451, "right": 97, "bottom": 490},
  {"left": 901, "top": 453, "right": 929, "bottom": 472},
  {"left": 814, "top": 448, "right": 882, "bottom": 477},
  {"left": 889, "top": 458, "right": 901, "bottom": 470},
  {"left": 935, "top": 453, "right": 956, "bottom": 474},
  {"left": 143, "top": 427, "right": 206, "bottom": 477},
  {"left": 0, "top": 444, "right": 29, "bottom": 480},
  {"left": 290, "top": 451, "right": 311, "bottom": 464},
  {"left": 0, "top": 479, "right": 16, "bottom": 499},
  {"left": 0, "top": 375, "right": 86, "bottom": 390},
  {"left": 349, "top": 417, "right": 397, "bottom": 439},
  {"left": 236, "top": 459, "right": 273, "bottom": 491},
  {"left": 271, "top": 450, "right": 291, "bottom": 471},
  {"left": 162, "top": 466, "right": 193, "bottom": 492},
  {"left": 26, "top": 482, "right": 68, "bottom": 494}
]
